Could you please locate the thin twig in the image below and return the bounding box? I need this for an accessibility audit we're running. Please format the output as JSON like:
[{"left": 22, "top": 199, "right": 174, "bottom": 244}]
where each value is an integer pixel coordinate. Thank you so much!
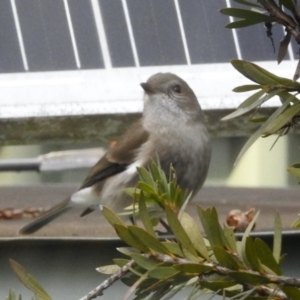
[{"left": 78, "top": 260, "right": 136, "bottom": 300}]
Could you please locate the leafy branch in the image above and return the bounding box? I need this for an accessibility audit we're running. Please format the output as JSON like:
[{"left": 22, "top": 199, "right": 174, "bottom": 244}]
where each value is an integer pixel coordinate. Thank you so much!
[
  {"left": 220, "top": 0, "right": 300, "bottom": 226},
  {"left": 8, "top": 163, "right": 300, "bottom": 299},
  {"left": 82, "top": 164, "right": 300, "bottom": 300}
]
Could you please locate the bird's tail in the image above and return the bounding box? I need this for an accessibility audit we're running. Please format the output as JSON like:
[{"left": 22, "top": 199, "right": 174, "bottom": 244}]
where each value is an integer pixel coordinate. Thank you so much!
[{"left": 19, "top": 198, "right": 72, "bottom": 235}]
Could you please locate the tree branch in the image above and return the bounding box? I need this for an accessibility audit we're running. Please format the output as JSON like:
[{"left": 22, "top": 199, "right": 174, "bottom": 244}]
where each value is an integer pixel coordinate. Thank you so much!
[
  {"left": 258, "top": 0, "right": 300, "bottom": 43},
  {"left": 78, "top": 260, "right": 136, "bottom": 300}
]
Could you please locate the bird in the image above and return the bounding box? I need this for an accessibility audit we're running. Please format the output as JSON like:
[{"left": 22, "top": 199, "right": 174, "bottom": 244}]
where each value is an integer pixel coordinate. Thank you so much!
[{"left": 19, "top": 72, "right": 211, "bottom": 234}]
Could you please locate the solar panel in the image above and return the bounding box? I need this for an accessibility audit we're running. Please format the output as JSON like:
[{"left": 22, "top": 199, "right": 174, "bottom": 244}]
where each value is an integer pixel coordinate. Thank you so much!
[{"left": 0, "top": 0, "right": 295, "bottom": 119}]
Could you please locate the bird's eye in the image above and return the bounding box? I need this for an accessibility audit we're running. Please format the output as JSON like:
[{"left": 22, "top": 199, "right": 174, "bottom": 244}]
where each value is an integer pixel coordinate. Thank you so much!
[{"left": 172, "top": 84, "right": 181, "bottom": 94}]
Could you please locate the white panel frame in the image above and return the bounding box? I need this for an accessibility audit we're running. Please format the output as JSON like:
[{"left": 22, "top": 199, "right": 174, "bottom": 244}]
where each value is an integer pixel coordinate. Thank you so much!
[{"left": 0, "top": 60, "right": 296, "bottom": 119}]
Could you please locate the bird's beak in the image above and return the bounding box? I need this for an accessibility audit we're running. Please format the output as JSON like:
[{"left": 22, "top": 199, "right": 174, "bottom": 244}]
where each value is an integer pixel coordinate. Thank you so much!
[{"left": 140, "top": 82, "right": 155, "bottom": 94}]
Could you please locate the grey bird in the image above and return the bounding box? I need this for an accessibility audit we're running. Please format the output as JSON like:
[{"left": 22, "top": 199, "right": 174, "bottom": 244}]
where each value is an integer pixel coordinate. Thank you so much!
[{"left": 19, "top": 73, "right": 211, "bottom": 235}]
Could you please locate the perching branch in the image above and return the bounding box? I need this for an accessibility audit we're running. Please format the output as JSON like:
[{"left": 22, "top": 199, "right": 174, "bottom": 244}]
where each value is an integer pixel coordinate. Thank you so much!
[{"left": 78, "top": 260, "right": 136, "bottom": 300}]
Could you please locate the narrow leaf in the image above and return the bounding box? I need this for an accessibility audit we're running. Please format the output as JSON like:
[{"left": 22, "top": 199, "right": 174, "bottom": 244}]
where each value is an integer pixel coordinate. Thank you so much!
[
  {"left": 174, "top": 263, "right": 213, "bottom": 274},
  {"left": 222, "top": 89, "right": 281, "bottom": 121},
  {"left": 128, "top": 226, "right": 171, "bottom": 254},
  {"left": 113, "top": 258, "right": 130, "bottom": 267},
  {"left": 148, "top": 267, "right": 179, "bottom": 279},
  {"left": 114, "top": 224, "right": 149, "bottom": 252},
  {"left": 223, "top": 227, "right": 237, "bottom": 253},
  {"left": 241, "top": 211, "right": 260, "bottom": 263},
  {"left": 179, "top": 212, "right": 209, "bottom": 260},
  {"left": 278, "top": 31, "right": 291, "bottom": 64},
  {"left": 220, "top": 8, "right": 274, "bottom": 23},
  {"left": 165, "top": 206, "right": 198, "bottom": 257},
  {"left": 282, "top": 286, "right": 300, "bottom": 299},
  {"left": 213, "top": 246, "right": 241, "bottom": 270},
  {"left": 233, "top": 0, "right": 262, "bottom": 7},
  {"left": 264, "top": 100, "right": 300, "bottom": 135},
  {"left": 254, "top": 238, "right": 282, "bottom": 275},
  {"left": 229, "top": 271, "right": 269, "bottom": 285},
  {"left": 130, "top": 254, "right": 159, "bottom": 271},
  {"left": 197, "top": 206, "right": 226, "bottom": 249},
  {"left": 225, "top": 19, "right": 264, "bottom": 28},
  {"left": 137, "top": 167, "right": 155, "bottom": 186},
  {"left": 235, "top": 95, "right": 291, "bottom": 164},
  {"left": 233, "top": 84, "right": 261, "bottom": 92},
  {"left": 101, "top": 206, "right": 125, "bottom": 227},
  {"left": 293, "top": 59, "right": 300, "bottom": 81},
  {"left": 161, "top": 241, "right": 184, "bottom": 257},
  {"left": 287, "top": 166, "right": 300, "bottom": 180},
  {"left": 245, "top": 237, "right": 261, "bottom": 271},
  {"left": 138, "top": 191, "right": 156, "bottom": 236},
  {"left": 279, "top": 0, "right": 297, "bottom": 12},
  {"left": 9, "top": 259, "right": 52, "bottom": 300},
  {"left": 96, "top": 264, "right": 121, "bottom": 274},
  {"left": 273, "top": 212, "right": 282, "bottom": 264},
  {"left": 232, "top": 59, "right": 300, "bottom": 89}
]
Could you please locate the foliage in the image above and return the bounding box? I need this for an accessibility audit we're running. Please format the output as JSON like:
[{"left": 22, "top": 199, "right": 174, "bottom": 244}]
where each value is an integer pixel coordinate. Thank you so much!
[
  {"left": 8, "top": 163, "right": 300, "bottom": 300},
  {"left": 221, "top": 59, "right": 300, "bottom": 163},
  {"left": 8, "top": 259, "right": 51, "bottom": 300},
  {"left": 93, "top": 164, "right": 300, "bottom": 300},
  {"left": 220, "top": 1, "right": 300, "bottom": 174}
]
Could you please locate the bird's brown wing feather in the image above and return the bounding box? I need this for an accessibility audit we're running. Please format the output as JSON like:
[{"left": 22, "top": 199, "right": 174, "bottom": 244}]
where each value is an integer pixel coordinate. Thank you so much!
[{"left": 80, "top": 118, "right": 149, "bottom": 190}]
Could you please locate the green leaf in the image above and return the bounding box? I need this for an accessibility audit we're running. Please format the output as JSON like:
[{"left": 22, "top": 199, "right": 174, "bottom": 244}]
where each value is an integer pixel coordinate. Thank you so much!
[
  {"left": 254, "top": 238, "right": 282, "bottom": 275},
  {"left": 245, "top": 237, "right": 261, "bottom": 271},
  {"left": 128, "top": 226, "right": 171, "bottom": 254},
  {"left": 278, "top": 31, "right": 291, "bottom": 64},
  {"left": 229, "top": 271, "right": 269, "bottom": 285},
  {"left": 223, "top": 227, "right": 237, "bottom": 253},
  {"left": 179, "top": 212, "right": 209, "bottom": 260},
  {"left": 114, "top": 224, "right": 149, "bottom": 252},
  {"left": 213, "top": 247, "right": 241, "bottom": 270},
  {"left": 225, "top": 19, "right": 265, "bottom": 28},
  {"left": 241, "top": 211, "right": 260, "bottom": 262},
  {"left": 101, "top": 206, "right": 125, "bottom": 227},
  {"left": 130, "top": 254, "right": 159, "bottom": 271},
  {"left": 233, "top": 0, "right": 262, "bottom": 7},
  {"left": 197, "top": 206, "right": 227, "bottom": 249},
  {"left": 264, "top": 100, "right": 300, "bottom": 135},
  {"left": 9, "top": 259, "right": 52, "bottom": 300},
  {"left": 138, "top": 191, "right": 156, "bottom": 236},
  {"left": 174, "top": 263, "right": 213, "bottom": 274},
  {"left": 231, "top": 60, "right": 300, "bottom": 89},
  {"left": 138, "top": 182, "right": 155, "bottom": 194},
  {"left": 291, "top": 215, "right": 300, "bottom": 228},
  {"left": 233, "top": 84, "right": 261, "bottom": 92},
  {"left": 287, "top": 166, "right": 300, "bottom": 180},
  {"left": 273, "top": 212, "right": 282, "bottom": 264},
  {"left": 96, "top": 264, "right": 121, "bottom": 274},
  {"left": 161, "top": 241, "right": 184, "bottom": 257},
  {"left": 148, "top": 267, "right": 179, "bottom": 279},
  {"left": 279, "top": 0, "right": 297, "bottom": 12},
  {"left": 220, "top": 8, "right": 274, "bottom": 23},
  {"left": 235, "top": 95, "right": 291, "bottom": 164},
  {"left": 137, "top": 167, "right": 155, "bottom": 187},
  {"left": 198, "top": 280, "right": 237, "bottom": 291},
  {"left": 282, "top": 286, "right": 300, "bottom": 299},
  {"left": 222, "top": 89, "right": 281, "bottom": 120},
  {"left": 165, "top": 206, "right": 198, "bottom": 257},
  {"left": 113, "top": 258, "right": 131, "bottom": 267}
]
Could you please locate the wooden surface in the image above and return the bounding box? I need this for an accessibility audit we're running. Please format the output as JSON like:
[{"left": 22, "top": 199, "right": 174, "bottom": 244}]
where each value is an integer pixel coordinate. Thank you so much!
[{"left": 0, "top": 185, "right": 299, "bottom": 238}]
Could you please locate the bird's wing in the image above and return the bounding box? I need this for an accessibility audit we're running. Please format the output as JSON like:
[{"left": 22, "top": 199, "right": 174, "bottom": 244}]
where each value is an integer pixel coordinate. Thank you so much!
[{"left": 80, "top": 118, "right": 149, "bottom": 190}]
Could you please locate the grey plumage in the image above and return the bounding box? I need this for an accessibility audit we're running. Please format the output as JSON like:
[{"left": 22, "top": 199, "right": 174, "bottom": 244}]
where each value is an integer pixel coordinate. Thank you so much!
[{"left": 19, "top": 73, "right": 211, "bottom": 235}]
